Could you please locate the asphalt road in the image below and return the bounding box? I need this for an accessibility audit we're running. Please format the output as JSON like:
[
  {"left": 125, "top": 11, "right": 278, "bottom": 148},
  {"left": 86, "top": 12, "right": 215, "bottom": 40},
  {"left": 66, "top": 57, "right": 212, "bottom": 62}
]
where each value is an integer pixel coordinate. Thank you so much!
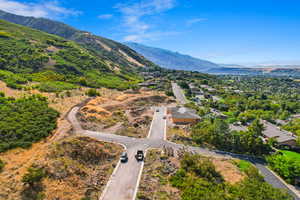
[
  {"left": 171, "top": 82, "right": 188, "bottom": 104},
  {"left": 68, "top": 106, "right": 300, "bottom": 200},
  {"left": 148, "top": 107, "right": 167, "bottom": 140},
  {"left": 68, "top": 106, "right": 168, "bottom": 200}
]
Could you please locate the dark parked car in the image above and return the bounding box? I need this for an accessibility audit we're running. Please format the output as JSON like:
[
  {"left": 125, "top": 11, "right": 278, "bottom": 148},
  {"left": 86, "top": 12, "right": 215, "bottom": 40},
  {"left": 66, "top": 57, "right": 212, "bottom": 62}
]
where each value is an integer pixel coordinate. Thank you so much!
[
  {"left": 135, "top": 150, "right": 144, "bottom": 161},
  {"left": 120, "top": 152, "right": 128, "bottom": 163}
]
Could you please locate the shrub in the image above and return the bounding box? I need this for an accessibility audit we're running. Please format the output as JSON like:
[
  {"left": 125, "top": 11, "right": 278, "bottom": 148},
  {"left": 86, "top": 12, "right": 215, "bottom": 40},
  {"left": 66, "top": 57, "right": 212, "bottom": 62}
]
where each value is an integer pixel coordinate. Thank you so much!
[
  {"left": 0, "top": 31, "right": 12, "bottom": 38},
  {"left": 0, "top": 159, "right": 4, "bottom": 172},
  {"left": 86, "top": 88, "right": 100, "bottom": 97},
  {"left": 22, "top": 167, "right": 46, "bottom": 186},
  {"left": 37, "top": 81, "right": 77, "bottom": 92}
]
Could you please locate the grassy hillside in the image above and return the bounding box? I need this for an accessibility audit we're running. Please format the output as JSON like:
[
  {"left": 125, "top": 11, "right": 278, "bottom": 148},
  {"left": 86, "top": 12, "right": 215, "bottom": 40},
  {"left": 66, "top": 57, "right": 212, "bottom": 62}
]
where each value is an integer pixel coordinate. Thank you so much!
[
  {"left": 0, "top": 10, "right": 159, "bottom": 73},
  {"left": 0, "top": 19, "right": 141, "bottom": 91}
]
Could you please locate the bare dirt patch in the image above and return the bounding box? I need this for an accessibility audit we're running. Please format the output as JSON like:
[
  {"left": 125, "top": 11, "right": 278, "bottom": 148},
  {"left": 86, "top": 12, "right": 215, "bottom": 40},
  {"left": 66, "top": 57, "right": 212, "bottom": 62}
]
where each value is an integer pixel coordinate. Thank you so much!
[
  {"left": 78, "top": 91, "right": 170, "bottom": 138},
  {"left": 118, "top": 49, "right": 145, "bottom": 67},
  {"left": 212, "top": 158, "right": 245, "bottom": 184},
  {"left": 167, "top": 126, "right": 196, "bottom": 146}
]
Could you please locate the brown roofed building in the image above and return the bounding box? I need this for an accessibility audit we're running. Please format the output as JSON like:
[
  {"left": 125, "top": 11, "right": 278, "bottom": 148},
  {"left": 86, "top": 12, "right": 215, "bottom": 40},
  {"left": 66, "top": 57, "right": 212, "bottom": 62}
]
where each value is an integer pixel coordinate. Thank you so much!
[
  {"left": 262, "top": 121, "right": 297, "bottom": 148},
  {"left": 168, "top": 107, "right": 201, "bottom": 125}
]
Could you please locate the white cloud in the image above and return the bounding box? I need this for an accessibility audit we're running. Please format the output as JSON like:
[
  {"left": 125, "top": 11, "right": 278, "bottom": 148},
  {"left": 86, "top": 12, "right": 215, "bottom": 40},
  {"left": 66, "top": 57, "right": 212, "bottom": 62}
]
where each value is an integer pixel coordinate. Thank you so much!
[
  {"left": 186, "top": 18, "right": 207, "bottom": 26},
  {"left": 98, "top": 14, "right": 113, "bottom": 19},
  {"left": 0, "top": 0, "right": 81, "bottom": 18},
  {"left": 115, "top": 0, "right": 176, "bottom": 42},
  {"left": 123, "top": 31, "right": 179, "bottom": 42}
]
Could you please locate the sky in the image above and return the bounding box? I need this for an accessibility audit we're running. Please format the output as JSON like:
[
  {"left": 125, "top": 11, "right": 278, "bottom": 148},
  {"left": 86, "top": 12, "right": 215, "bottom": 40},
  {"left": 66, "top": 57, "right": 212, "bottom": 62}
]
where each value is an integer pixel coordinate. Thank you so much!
[{"left": 0, "top": 0, "right": 300, "bottom": 65}]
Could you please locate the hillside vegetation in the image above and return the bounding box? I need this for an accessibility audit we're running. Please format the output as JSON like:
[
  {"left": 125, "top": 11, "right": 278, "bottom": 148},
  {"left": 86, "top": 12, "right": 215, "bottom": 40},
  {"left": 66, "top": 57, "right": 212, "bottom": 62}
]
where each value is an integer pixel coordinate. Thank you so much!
[
  {"left": 0, "top": 9, "right": 159, "bottom": 73},
  {"left": 0, "top": 93, "right": 59, "bottom": 152},
  {"left": 0, "top": 19, "right": 141, "bottom": 91},
  {"left": 170, "top": 153, "right": 292, "bottom": 200}
]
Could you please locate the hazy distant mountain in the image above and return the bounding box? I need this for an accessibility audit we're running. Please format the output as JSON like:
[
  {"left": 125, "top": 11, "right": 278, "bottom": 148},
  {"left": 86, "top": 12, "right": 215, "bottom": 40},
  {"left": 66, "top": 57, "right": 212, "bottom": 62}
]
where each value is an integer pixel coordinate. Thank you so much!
[
  {"left": 208, "top": 67, "right": 300, "bottom": 77},
  {"left": 125, "top": 42, "right": 220, "bottom": 72},
  {"left": 218, "top": 64, "right": 246, "bottom": 68}
]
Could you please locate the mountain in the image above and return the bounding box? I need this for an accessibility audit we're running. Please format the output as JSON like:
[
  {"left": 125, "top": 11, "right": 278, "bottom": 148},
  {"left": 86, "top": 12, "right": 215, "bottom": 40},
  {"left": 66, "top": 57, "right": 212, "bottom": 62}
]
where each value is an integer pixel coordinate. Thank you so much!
[
  {"left": 125, "top": 42, "right": 220, "bottom": 72},
  {"left": 207, "top": 67, "right": 300, "bottom": 77},
  {"left": 0, "top": 10, "right": 158, "bottom": 73},
  {"left": 0, "top": 19, "right": 142, "bottom": 91}
]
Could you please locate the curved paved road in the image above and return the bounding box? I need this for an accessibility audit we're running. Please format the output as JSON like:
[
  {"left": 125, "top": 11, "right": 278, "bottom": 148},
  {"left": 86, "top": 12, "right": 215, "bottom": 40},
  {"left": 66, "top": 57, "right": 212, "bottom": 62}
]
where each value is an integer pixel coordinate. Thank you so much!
[{"left": 68, "top": 106, "right": 300, "bottom": 200}]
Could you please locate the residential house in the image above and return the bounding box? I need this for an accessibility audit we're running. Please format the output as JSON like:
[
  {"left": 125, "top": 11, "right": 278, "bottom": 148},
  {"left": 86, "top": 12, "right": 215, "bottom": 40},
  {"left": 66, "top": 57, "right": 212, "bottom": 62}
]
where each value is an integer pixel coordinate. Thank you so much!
[
  {"left": 262, "top": 121, "right": 297, "bottom": 148},
  {"left": 168, "top": 107, "right": 201, "bottom": 125}
]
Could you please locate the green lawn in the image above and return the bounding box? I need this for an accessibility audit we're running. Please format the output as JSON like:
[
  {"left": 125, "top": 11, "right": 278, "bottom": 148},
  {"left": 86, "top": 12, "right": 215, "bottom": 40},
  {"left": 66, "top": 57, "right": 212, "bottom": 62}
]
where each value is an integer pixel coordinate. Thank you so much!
[
  {"left": 280, "top": 150, "right": 300, "bottom": 161},
  {"left": 234, "top": 160, "right": 252, "bottom": 172}
]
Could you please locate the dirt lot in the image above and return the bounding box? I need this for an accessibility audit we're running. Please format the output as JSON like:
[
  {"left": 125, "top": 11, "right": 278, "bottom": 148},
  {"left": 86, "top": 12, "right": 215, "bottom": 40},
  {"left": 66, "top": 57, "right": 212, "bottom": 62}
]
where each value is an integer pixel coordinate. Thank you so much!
[
  {"left": 137, "top": 149, "right": 246, "bottom": 200},
  {"left": 0, "top": 136, "right": 122, "bottom": 200},
  {"left": 166, "top": 126, "right": 197, "bottom": 146},
  {"left": 78, "top": 91, "right": 170, "bottom": 138},
  {"left": 137, "top": 149, "right": 181, "bottom": 200}
]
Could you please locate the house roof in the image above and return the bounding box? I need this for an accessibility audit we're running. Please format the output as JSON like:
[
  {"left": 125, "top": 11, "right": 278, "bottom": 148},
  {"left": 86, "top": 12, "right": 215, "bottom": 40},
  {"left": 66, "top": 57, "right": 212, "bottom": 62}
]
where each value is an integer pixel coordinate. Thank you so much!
[
  {"left": 169, "top": 107, "right": 201, "bottom": 119},
  {"left": 262, "top": 121, "right": 296, "bottom": 143}
]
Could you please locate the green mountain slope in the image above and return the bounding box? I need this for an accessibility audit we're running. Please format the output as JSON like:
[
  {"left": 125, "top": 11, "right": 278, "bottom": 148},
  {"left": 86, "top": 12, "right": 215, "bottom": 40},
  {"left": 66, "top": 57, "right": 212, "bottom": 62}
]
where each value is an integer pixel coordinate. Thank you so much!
[
  {"left": 0, "top": 10, "right": 158, "bottom": 73},
  {"left": 0, "top": 19, "right": 140, "bottom": 91},
  {"left": 125, "top": 42, "right": 220, "bottom": 72}
]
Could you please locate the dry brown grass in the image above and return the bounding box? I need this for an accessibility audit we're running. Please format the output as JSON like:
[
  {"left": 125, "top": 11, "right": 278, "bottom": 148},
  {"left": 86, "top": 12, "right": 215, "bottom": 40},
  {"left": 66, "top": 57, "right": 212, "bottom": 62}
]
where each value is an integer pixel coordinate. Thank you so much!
[
  {"left": 212, "top": 158, "right": 245, "bottom": 184},
  {"left": 0, "top": 136, "right": 122, "bottom": 200}
]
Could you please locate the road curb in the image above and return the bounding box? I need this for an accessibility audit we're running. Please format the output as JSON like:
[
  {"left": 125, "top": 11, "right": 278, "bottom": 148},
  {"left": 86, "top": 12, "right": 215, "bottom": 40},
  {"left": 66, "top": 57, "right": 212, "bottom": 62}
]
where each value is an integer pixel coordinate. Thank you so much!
[
  {"left": 132, "top": 149, "right": 148, "bottom": 200},
  {"left": 99, "top": 142, "right": 127, "bottom": 200},
  {"left": 147, "top": 107, "right": 156, "bottom": 139},
  {"left": 266, "top": 166, "right": 300, "bottom": 199}
]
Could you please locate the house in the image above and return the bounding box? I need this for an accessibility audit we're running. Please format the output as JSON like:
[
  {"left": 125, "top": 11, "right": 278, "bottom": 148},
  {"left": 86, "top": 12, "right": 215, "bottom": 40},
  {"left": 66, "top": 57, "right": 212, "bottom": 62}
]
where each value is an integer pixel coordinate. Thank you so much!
[
  {"left": 210, "top": 108, "right": 227, "bottom": 119},
  {"left": 168, "top": 107, "right": 201, "bottom": 125},
  {"left": 200, "top": 85, "right": 216, "bottom": 92},
  {"left": 138, "top": 82, "right": 156, "bottom": 87},
  {"left": 189, "top": 84, "right": 204, "bottom": 95},
  {"left": 262, "top": 121, "right": 297, "bottom": 148}
]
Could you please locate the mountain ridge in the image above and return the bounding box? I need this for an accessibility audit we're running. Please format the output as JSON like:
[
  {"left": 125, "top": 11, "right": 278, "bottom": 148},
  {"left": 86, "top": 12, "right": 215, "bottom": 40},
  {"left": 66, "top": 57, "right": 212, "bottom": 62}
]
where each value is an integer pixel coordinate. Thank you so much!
[
  {"left": 0, "top": 10, "right": 159, "bottom": 73},
  {"left": 125, "top": 42, "right": 220, "bottom": 72}
]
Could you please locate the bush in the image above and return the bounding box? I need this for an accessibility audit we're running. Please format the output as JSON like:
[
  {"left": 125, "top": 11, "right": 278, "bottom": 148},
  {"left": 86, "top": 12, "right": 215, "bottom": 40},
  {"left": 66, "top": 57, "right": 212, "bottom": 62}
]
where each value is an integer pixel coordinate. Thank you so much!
[
  {"left": 37, "top": 81, "right": 77, "bottom": 93},
  {"left": 86, "top": 88, "right": 100, "bottom": 97},
  {"left": 0, "top": 159, "right": 4, "bottom": 172},
  {"left": 22, "top": 167, "right": 46, "bottom": 186}
]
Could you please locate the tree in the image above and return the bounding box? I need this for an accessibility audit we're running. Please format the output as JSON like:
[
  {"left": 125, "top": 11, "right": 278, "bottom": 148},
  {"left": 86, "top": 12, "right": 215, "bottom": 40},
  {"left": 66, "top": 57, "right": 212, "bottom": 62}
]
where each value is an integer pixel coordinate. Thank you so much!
[
  {"left": 86, "top": 88, "right": 100, "bottom": 97},
  {"left": 22, "top": 167, "right": 45, "bottom": 186},
  {"left": 0, "top": 159, "right": 4, "bottom": 172},
  {"left": 248, "top": 119, "right": 264, "bottom": 137}
]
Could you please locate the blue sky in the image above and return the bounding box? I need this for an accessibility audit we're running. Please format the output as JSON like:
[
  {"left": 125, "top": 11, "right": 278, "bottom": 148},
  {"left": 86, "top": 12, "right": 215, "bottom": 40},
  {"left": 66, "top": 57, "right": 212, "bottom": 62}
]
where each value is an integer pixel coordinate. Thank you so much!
[{"left": 1, "top": 0, "right": 300, "bottom": 65}]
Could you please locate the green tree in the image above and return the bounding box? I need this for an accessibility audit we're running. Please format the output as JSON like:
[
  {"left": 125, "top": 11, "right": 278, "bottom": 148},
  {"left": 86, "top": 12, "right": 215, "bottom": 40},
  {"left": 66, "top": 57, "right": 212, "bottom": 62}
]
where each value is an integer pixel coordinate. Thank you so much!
[
  {"left": 0, "top": 159, "right": 4, "bottom": 172},
  {"left": 86, "top": 88, "right": 100, "bottom": 97},
  {"left": 22, "top": 167, "right": 46, "bottom": 186}
]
